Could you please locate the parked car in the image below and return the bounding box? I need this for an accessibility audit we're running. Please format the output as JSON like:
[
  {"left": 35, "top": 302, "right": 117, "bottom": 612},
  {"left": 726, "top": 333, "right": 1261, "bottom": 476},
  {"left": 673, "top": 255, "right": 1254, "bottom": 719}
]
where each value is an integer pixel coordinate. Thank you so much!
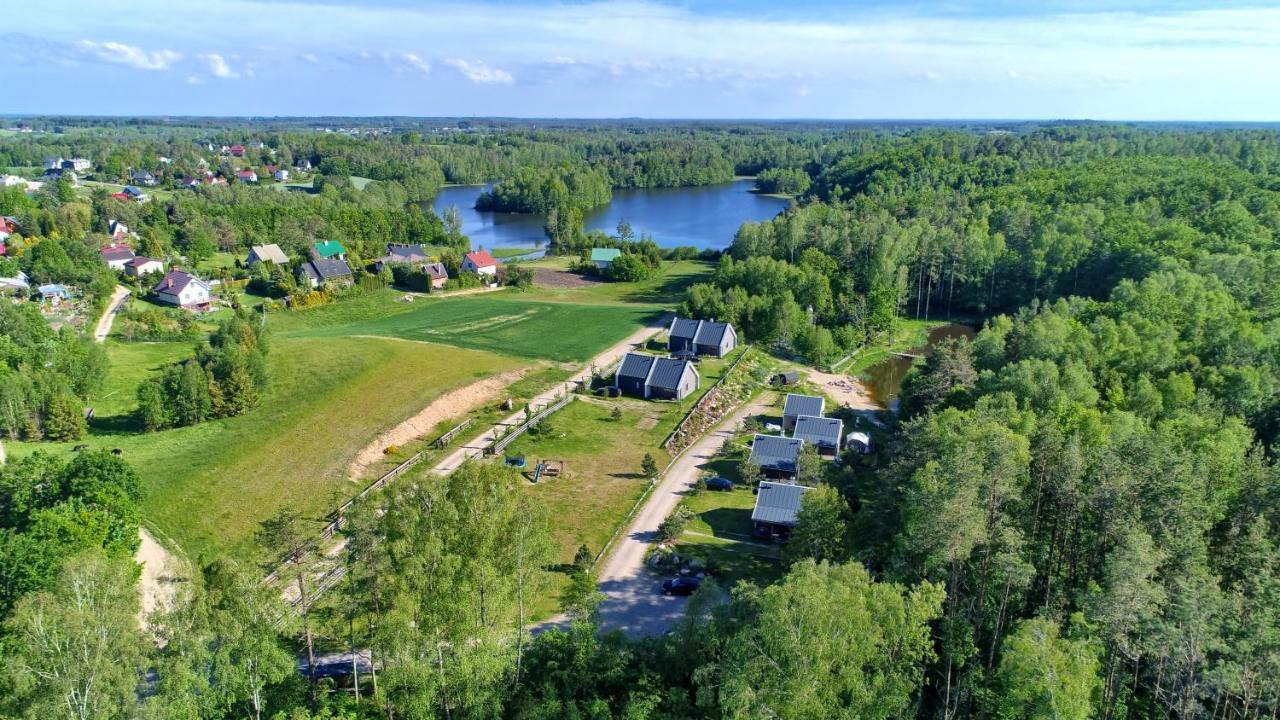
[
  {"left": 705, "top": 476, "right": 734, "bottom": 491},
  {"left": 662, "top": 576, "right": 701, "bottom": 596}
]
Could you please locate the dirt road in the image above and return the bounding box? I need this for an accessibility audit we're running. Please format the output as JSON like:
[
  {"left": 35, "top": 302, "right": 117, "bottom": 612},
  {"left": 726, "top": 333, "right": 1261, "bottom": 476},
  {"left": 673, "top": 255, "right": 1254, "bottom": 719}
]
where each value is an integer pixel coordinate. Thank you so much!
[
  {"left": 431, "top": 314, "right": 672, "bottom": 476},
  {"left": 93, "top": 285, "right": 130, "bottom": 342},
  {"left": 88, "top": 284, "right": 185, "bottom": 627},
  {"left": 588, "top": 395, "right": 775, "bottom": 636}
]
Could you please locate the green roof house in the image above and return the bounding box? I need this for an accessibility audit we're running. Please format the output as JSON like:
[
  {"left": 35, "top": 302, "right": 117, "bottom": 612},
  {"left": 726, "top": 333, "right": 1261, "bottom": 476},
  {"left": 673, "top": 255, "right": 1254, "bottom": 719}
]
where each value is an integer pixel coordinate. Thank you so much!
[
  {"left": 313, "top": 240, "right": 347, "bottom": 261},
  {"left": 591, "top": 247, "right": 622, "bottom": 269}
]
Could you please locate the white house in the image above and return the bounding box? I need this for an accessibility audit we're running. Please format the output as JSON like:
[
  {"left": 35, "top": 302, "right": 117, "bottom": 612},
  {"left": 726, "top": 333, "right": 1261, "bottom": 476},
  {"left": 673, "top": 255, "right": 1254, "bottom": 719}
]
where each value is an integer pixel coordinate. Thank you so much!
[
  {"left": 125, "top": 257, "right": 165, "bottom": 278},
  {"left": 462, "top": 250, "right": 498, "bottom": 276},
  {"left": 274, "top": 168, "right": 290, "bottom": 182},
  {"left": 100, "top": 243, "right": 136, "bottom": 271},
  {"left": 153, "top": 270, "right": 212, "bottom": 310}
]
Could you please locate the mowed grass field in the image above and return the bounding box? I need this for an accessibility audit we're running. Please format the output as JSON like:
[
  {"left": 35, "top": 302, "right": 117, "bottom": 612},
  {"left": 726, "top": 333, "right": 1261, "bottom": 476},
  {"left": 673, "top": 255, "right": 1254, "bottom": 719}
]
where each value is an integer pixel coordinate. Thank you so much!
[
  {"left": 286, "top": 291, "right": 661, "bottom": 363},
  {"left": 9, "top": 334, "right": 524, "bottom": 559}
]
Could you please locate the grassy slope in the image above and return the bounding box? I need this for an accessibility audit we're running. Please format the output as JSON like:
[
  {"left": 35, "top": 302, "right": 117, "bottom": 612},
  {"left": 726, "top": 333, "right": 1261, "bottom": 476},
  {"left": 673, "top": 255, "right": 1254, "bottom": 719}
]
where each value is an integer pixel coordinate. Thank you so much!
[{"left": 11, "top": 333, "right": 523, "bottom": 559}]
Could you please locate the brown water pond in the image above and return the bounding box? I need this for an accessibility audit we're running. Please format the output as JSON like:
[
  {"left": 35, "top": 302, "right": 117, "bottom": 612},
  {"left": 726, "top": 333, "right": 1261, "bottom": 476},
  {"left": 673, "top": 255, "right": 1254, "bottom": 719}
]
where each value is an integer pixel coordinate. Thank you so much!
[{"left": 863, "top": 323, "right": 976, "bottom": 408}]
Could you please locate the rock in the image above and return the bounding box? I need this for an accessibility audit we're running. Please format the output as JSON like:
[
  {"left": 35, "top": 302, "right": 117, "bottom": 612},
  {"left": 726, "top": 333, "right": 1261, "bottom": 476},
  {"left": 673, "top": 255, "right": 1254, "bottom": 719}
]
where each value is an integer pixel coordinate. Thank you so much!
[{"left": 689, "top": 558, "right": 704, "bottom": 571}]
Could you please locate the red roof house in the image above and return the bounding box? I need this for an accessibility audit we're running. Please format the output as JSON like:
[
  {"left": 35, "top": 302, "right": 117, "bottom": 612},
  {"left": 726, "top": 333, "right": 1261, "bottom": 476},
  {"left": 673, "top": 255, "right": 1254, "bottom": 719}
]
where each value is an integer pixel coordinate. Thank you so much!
[
  {"left": 229, "top": 144, "right": 246, "bottom": 157},
  {"left": 462, "top": 250, "right": 498, "bottom": 275}
]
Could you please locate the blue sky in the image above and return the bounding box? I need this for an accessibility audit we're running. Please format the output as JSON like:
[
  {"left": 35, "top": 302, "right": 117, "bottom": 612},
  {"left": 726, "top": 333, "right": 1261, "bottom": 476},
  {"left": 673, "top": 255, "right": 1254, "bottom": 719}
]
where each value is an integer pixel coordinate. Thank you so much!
[{"left": 3, "top": 0, "right": 1279, "bottom": 119}]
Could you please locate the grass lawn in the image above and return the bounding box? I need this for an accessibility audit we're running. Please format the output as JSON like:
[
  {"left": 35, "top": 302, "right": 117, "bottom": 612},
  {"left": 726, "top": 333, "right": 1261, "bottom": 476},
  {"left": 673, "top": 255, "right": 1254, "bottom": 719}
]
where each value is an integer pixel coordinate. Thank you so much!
[
  {"left": 9, "top": 335, "right": 525, "bottom": 559},
  {"left": 286, "top": 290, "right": 661, "bottom": 364},
  {"left": 674, "top": 486, "right": 787, "bottom": 588},
  {"left": 506, "top": 397, "right": 673, "bottom": 563},
  {"left": 524, "top": 259, "right": 714, "bottom": 308},
  {"left": 491, "top": 247, "right": 542, "bottom": 260},
  {"left": 90, "top": 341, "right": 193, "bottom": 417},
  {"left": 673, "top": 534, "right": 786, "bottom": 588}
]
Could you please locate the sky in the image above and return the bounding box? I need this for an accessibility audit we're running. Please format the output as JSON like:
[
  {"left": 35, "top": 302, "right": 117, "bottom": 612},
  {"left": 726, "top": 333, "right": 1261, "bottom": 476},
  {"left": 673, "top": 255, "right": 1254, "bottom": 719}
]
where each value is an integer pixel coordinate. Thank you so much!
[{"left": 3, "top": 0, "right": 1280, "bottom": 120}]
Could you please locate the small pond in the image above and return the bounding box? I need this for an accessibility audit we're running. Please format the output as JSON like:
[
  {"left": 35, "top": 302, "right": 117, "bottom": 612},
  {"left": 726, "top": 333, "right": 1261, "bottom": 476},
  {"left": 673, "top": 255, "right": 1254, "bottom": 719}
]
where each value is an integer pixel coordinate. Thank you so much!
[{"left": 863, "top": 324, "right": 977, "bottom": 408}]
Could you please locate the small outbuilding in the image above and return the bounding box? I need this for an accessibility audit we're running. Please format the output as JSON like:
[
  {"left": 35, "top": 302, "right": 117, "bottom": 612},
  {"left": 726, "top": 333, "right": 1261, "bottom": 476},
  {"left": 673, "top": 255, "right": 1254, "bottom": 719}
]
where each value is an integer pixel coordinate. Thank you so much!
[
  {"left": 791, "top": 415, "right": 843, "bottom": 456},
  {"left": 751, "top": 481, "right": 814, "bottom": 539},
  {"left": 782, "top": 393, "right": 825, "bottom": 432},
  {"left": 591, "top": 247, "right": 621, "bottom": 270},
  {"left": 747, "top": 434, "right": 805, "bottom": 479},
  {"left": 247, "top": 243, "right": 289, "bottom": 266},
  {"left": 846, "top": 431, "right": 873, "bottom": 455},
  {"left": 125, "top": 257, "right": 165, "bottom": 278}
]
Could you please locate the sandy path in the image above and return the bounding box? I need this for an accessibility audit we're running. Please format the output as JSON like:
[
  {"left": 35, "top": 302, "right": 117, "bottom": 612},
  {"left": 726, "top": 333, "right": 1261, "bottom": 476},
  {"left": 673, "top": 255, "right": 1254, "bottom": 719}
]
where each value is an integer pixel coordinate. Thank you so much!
[
  {"left": 88, "top": 285, "right": 183, "bottom": 628},
  {"left": 136, "top": 527, "right": 182, "bottom": 628},
  {"left": 93, "top": 285, "right": 130, "bottom": 342},
  {"left": 805, "top": 368, "right": 879, "bottom": 410},
  {"left": 346, "top": 367, "right": 532, "bottom": 479}
]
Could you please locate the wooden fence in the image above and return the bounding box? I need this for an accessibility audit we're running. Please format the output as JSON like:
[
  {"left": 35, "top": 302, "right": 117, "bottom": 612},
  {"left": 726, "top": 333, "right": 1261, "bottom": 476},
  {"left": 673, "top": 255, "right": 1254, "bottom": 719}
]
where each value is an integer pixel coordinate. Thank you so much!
[
  {"left": 488, "top": 394, "right": 574, "bottom": 457},
  {"left": 434, "top": 418, "right": 473, "bottom": 449}
]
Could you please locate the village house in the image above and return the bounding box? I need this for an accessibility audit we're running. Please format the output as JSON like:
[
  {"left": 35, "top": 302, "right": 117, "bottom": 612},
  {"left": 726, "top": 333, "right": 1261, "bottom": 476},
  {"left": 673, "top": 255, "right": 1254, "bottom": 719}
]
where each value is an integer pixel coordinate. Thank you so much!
[
  {"left": 0, "top": 270, "right": 30, "bottom": 295},
  {"left": 100, "top": 243, "right": 136, "bottom": 271},
  {"left": 462, "top": 249, "right": 498, "bottom": 277},
  {"left": 108, "top": 219, "right": 130, "bottom": 242},
  {"left": 667, "top": 317, "right": 738, "bottom": 358},
  {"left": 614, "top": 352, "right": 700, "bottom": 401},
  {"left": 274, "top": 168, "right": 290, "bottom": 182},
  {"left": 791, "top": 415, "right": 843, "bottom": 457},
  {"left": 751, "top": 481, "right": 815, "bottom": 540},
  {"left": 125, "top": 256, "right": 165, "bottom": 278},
  {"left": 236, "top": 169, "right": 258, "bottom": 183},
  {"left": 591, "top": 247, "right": 621, "bottom": 270},
  {"left": 782, "top": 393, "right": 825, "bottom": 432},
  {"left": 229, "top": 144, "right": 246, "bottom": 157},
  {"left": 421, "top": 262, "right": 449, "bottom": 289},
  {"left": 123, "top": 185, "right": 150, "bottom": 202},
  {"left": 747, "top": 434, "right": 805, "bottom": 479},
  {"left": 130, "top": 169, "right": 157, "bottom": 187},
  {"left": 375, "top": 243, "right": 430, "bottom": 269},
  {"left": 153, "top": 270, "right": 212, "bottom": 310},
  {"left": 0, "top": 216, "right": 18, "bottom": 244},
  {"left": 247, "top": 243, "right": 289, "bottom": 267},
  {"left": 300, "top": 257, "right": 354, "bottom": 288},
  {"left": 312, "top": 240, "right": 347, "bottom": 261},
  {"left": 38, "top": 283, "right": 72, "bottom": 305}
]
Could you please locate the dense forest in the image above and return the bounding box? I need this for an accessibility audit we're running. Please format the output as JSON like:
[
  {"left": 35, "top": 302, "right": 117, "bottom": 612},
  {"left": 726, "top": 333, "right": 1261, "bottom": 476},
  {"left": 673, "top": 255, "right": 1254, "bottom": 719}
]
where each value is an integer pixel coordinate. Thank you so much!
[{"left": 2, "top": 120, "right": 1279, "bottom": 719}]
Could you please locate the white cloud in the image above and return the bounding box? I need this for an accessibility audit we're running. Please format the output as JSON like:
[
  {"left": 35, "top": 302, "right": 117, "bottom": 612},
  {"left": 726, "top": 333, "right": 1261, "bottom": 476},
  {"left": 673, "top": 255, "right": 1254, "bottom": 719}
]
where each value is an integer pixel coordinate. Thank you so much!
[
  {"left": 186, "top": 75, "right": 203, "bottom": 85},
  {"left": 298, "top": 52, "right": 319, "bottom": 64},
  {"left": 75, "top": 39, "right": 179, "bottom": 70},
  {"left": 401, "top": 52, "right": 430, "bottom": 76},
  {"left": 202, "top": 53, "right": 239, "bottom": 79},
  {"left": 445, "top": 58, "right": 514, "bottom": 84}
]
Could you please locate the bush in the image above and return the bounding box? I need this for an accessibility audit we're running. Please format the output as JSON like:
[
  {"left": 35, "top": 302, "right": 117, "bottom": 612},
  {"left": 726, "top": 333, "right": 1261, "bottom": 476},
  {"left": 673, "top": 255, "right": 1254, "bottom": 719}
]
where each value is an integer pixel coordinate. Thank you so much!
[{"left": 655, "top": 504, "right": 694, "bottom": 544}]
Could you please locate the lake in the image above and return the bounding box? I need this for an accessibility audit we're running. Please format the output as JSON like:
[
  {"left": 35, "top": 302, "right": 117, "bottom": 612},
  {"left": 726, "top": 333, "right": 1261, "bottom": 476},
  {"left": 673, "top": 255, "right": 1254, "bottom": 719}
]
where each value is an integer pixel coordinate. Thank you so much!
[
  {"left": 429, "top": 179, "right": 789, "bottom": 251},
  {"left": 863, "top": 324, "right": 977, "bottom": 408}
]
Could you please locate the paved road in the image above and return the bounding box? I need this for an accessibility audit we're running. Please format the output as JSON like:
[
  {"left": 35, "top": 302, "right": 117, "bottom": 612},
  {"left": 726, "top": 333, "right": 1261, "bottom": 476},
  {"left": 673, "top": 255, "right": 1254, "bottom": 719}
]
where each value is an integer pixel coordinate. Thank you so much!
[
  {"left": 94, "top": 285, "right": 131, "bottom": 342},
  {"left": 578, "top": 395, "right": 774, "bottom": 636},
  {"left": 432, "top": 313, "right": 672, "bottom": 475}
]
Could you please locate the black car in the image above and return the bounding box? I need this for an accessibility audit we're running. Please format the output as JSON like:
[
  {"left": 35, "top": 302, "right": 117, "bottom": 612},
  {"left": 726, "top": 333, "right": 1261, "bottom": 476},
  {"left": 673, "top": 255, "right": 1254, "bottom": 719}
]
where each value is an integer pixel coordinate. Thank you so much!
[
  {"left": 704, "top": 476, "right": 734, "bottom": 491},
  {"left": 662, "top": 576, "right": 701, "bottom": 596}
]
